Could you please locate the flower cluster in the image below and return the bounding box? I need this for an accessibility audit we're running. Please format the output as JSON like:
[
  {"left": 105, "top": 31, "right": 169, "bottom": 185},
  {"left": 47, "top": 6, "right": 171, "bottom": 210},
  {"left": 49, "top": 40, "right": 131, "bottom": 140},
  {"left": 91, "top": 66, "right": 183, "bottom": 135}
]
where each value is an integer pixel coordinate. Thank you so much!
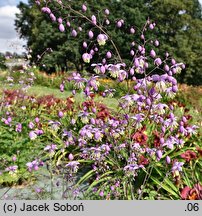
[{"left": 7, "top": 0, "right": 199, "bottom": 200}]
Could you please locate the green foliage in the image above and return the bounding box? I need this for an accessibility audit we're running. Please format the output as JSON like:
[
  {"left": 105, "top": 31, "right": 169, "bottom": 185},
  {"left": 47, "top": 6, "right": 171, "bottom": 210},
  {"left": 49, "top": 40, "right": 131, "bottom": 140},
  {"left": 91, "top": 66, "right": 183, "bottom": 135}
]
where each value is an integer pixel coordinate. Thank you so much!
[
  {"left": 149, "top": 0, "right": 202, "bottom": 85},
  {"left": 15, "top": 0, "right": 202, "bottom": 84},
  {"left": 0, "top": 53, "right": 7, "bottom": 70}
]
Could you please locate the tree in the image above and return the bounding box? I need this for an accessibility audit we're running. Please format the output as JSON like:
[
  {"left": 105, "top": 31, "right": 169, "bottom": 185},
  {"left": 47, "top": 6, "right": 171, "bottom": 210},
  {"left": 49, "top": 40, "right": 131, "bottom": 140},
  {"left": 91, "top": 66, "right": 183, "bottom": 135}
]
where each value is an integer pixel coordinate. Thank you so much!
[
  {"left": 149, "top": 0, "right": 202, "bottom": 85},
  {"left": 15, "top": 0, "right": 148, "bottom": 73},
  {"left": 15, "top": 0, "right": 202, "bottom": 85}
]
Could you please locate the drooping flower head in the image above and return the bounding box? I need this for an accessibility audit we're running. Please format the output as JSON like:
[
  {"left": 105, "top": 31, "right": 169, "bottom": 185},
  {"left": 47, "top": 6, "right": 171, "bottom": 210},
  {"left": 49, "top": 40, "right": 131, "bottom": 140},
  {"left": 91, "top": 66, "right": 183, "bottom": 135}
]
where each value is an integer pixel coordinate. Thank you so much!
[
  {"left": 82, "top": 53, "right": 92, "bottom": 63},
  {"left": 97, "top": 34, "right": 108, "bottom": 46}
]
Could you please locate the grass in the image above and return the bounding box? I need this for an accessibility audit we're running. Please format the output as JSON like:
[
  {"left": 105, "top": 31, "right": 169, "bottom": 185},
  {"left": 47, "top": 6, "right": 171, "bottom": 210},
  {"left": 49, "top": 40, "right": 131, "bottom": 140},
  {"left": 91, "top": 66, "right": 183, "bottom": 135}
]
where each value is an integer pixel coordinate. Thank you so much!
[{"left": 0, "top": 69, "right": 201, "bottom": 115}]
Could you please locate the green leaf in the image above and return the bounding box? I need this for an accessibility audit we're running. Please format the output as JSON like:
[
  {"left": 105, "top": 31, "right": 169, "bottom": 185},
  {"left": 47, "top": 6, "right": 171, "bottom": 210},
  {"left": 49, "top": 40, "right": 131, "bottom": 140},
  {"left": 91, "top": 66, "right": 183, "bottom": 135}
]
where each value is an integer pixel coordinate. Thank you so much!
[{"left": 150, "top": 176, "right": 179, "bottom": 198}]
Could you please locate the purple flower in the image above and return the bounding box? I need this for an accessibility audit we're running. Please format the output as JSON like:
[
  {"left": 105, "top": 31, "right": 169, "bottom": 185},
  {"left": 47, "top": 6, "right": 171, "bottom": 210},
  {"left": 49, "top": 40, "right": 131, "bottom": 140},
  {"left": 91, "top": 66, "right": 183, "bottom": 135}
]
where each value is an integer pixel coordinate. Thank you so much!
[
  {"left": 166, "top": 156, "right": 171, "bottom": 164},
  {"left": 154, "top": 58, "right": 162, "bottom": 66},
  {"left": 82, "top": 53, "right": 92, "bottom": 63},
  {"left": 5, "top": 165, "right": 18, "bottom": 173},
  {"left": 48, "top": 121, "right": 61, "bottom": 131},
  {"left": 15, "top": 123, "right": 22, "bottom": 133},
  {"left": 29, "top": 131, "right": 37, "bottom": 140},
  {"left": 28, "top": 121, "right": 35, "bottom": 129},
  {"left": 66, "top": 21, "right": 71, "bottom": 27},
  {"left": 50, "top": 13, "right": 56, "bottom": 22},
  {"left": 154, "top": 40, "right": 159, "bottom": 46},
  {"left": 105, "top": 19, "right": 110, "bottom": 25},
  {"left": 35, "top": 129, "right": 43, "bottom": 135},
  {"left": 99, "top": 191, "right": 104, "bottom": 197},
  {"left": 7, "top": 117, "right": 12, "bottom": 123},
  {"left": 44, "top": 144, "right": 57, "bottom": 154},
  {"left": 35, "top": 188, "right": 42, "bottom": 193},
  {"left": 130, "top": 50, "right": 135, "bottom": 56},
  {"left": 66, "top": 161, "right": 80, "bottom": 173},
  {"left": 130, "top": 27, "right": 135, "bottom": 34},
  {"left": 60, "top": 83, "right": 64, "bottom": 92},
  {"left": 26, "top": 160, "right": 40, "bottom": 172},
  {"left": 71, "top": 29, "right": 77, "bottom": 37},
  {"left": 83, "top": 41, "right": 87, "bottom": 48},
  {"left": 104, "top": 9, "right": 110, "bottom": 15},
  {"left": 106, "top": 51, "right": 112, "bottom": 59},
  {"left": 12, "top": 156, "right": 17, "bottom": 161},
  {"left": 88, "top": 30, "right": 94, "bottom": 39},
  {"left": 149, "top": 23, "right": 154, "bottom": 29},
  {"left": 82, "top": 4, "right": 87, "bottom": 12},
  {"left": 97, "top": 34, "right": 108, "bottom": 46},
  {"left": 41, "top": 7, "right": 51, "bottom": 14},
  {"left": 150, "top": 49, "right": 156, "bottom": 58},
  {"left": 164, "top": 64, "right": 170, "bottom": 72},
  {"left": 172, "top": 161, "right": 184, "bottom": 172},
  {"left": 59, "top": 24, "right": 65, "bottom": 32},
  {"left": 156, "top": 150, "right": 163, "bottom": 160},
  {"left": 68, "top": 153, "right": 74, "bottom": 161},
  {"left": 58, "top": 111, "right": 64, "bottom": 118},
  {"left": 35, "top": 117, "right": 40, "bottom": 123},
  {"left": 57, "top": 17, "right": 63, "bottom": 24},
  {"left": 91, "top": 15, "right": 97, "bottom": 25}
]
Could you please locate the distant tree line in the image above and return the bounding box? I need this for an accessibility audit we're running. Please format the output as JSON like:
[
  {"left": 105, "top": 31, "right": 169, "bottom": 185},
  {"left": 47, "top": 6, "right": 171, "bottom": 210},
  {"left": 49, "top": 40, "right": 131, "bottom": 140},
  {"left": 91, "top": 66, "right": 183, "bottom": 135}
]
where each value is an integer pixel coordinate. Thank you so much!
[{"left": 15, "top": 0, "right": 202, "bottom": 85}]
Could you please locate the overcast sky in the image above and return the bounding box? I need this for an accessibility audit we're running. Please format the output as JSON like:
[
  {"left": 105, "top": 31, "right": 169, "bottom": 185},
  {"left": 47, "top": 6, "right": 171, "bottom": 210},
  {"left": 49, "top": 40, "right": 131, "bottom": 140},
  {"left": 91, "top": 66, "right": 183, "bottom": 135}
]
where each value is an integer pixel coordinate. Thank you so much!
[{"left": 0, "top": 0, "right": 202, "bottom": 54}]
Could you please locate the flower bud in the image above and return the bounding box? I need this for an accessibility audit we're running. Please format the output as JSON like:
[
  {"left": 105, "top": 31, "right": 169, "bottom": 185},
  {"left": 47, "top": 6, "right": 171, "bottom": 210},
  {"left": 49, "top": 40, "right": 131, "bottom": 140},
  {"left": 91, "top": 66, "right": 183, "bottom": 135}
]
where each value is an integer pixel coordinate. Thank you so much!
[
  {"left": 60, "top": 83, "right": 64, "bottom": 92},
  {"left": 82, "top": 53, "right": 92, "bottom": 63},
  {"left": 140, "top": 34, "right": 145, "bottom": 40},
  {"left": 58, "top": 111, "right": 64, "bottom": 118},
  {"left": 106, "top": 51, "right": 112, "bottom": 59},
  {"left": 68, "top": 153, "right": 74, "bottom": 161},
  {"left": 105, "top": 19, "right": 110, "bottom": 25},
  {"left": 156, "top": 150, "right": 162, "bottom": 160},
  {"left": 150, "top": 49, "right": 156, "bottom": 58},
  {"left": 166, "top": 156, "right": 171, "bottom": 164},
  {"left": 146, "top": 98, "right": 151, "bottom": 106},
  {"left": 164, "top": 64, "right": 170, "bottom": 72},
  {"left": 99, "top": 191, "right": 104, "bottom": 197},
  {"left": 154, "top": 58, "right": 162, "bottom": 66},
  {"left": 130, "top": 68, "right": 134, "bottom": 76},
  {"left": 90, "top": 118, "right": 95, "bottom": 124},
  {"left": 66, "top": 21, "right": 71, "bottom": 27},
  {"left": 50, "top": 13, "right": 56, "bottom": 22},
  {"left": 88, "top": 30, "right": 94, "bottom": 39},
  {"left": 35, "top": 117, "right": 40, "bottom": 123},
  {"left": 71, "top": 29, "right": 77, "bottom": 37},
  {"left": 59, "top": 24, "right": 65, "bottom": 32},
  {"left": 104, "top": 9, "right": 110, "bottom": 15},
  {"left": 172, "top": 85, "right": 178, "bottom": 93},
  {"left": 90, "top": 49, "right": 95, "bottom": 56},
  {"left": 130, "top": 27, "right": 135, "bottom": 34},
  {"left": 182, "top": 116, "right": 187, "bottom": 123},
  {"left": 97, "top": 34, "right": 108, "bottom": 46},
  {"left": 149, "top": 23, "right": 154, "bottom": 29},
  {"left": 152, "top": 74, "right": 160, "bottom": 82},
  {"left": 82, "top": 4, "right": 87, "bottom": 12},
  {"left": 171, "top": 58, "right": 176, "bottom": 65},
  {"left": 83, "top": 41, "right": 87, "bottom": 48},
  {"left": 100, "top": 65, "right": 106, "bottom": 74},
  {"left": 154, "top": 40, "right": 159, "bottom": 47},
  {"left": 130, "top": 50, "right": 135, "bottom": 56},
  {"left": 57, "top": 17, "right": 63, "bottom": 24},
  {"left": 91, "top": 15, "right": 97, "bottom": 25},
  {"left": 116, "top": 20, "right": 122, "bottom": 28},
  {"left": 134, "top": 58, "right": 139, "bottom": 67},
  {"left": 160, "top": 137, "right": 164, "bottom": 144},
  {"left": 102, "top": 58, "right": 107, "bottom": 64}
]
